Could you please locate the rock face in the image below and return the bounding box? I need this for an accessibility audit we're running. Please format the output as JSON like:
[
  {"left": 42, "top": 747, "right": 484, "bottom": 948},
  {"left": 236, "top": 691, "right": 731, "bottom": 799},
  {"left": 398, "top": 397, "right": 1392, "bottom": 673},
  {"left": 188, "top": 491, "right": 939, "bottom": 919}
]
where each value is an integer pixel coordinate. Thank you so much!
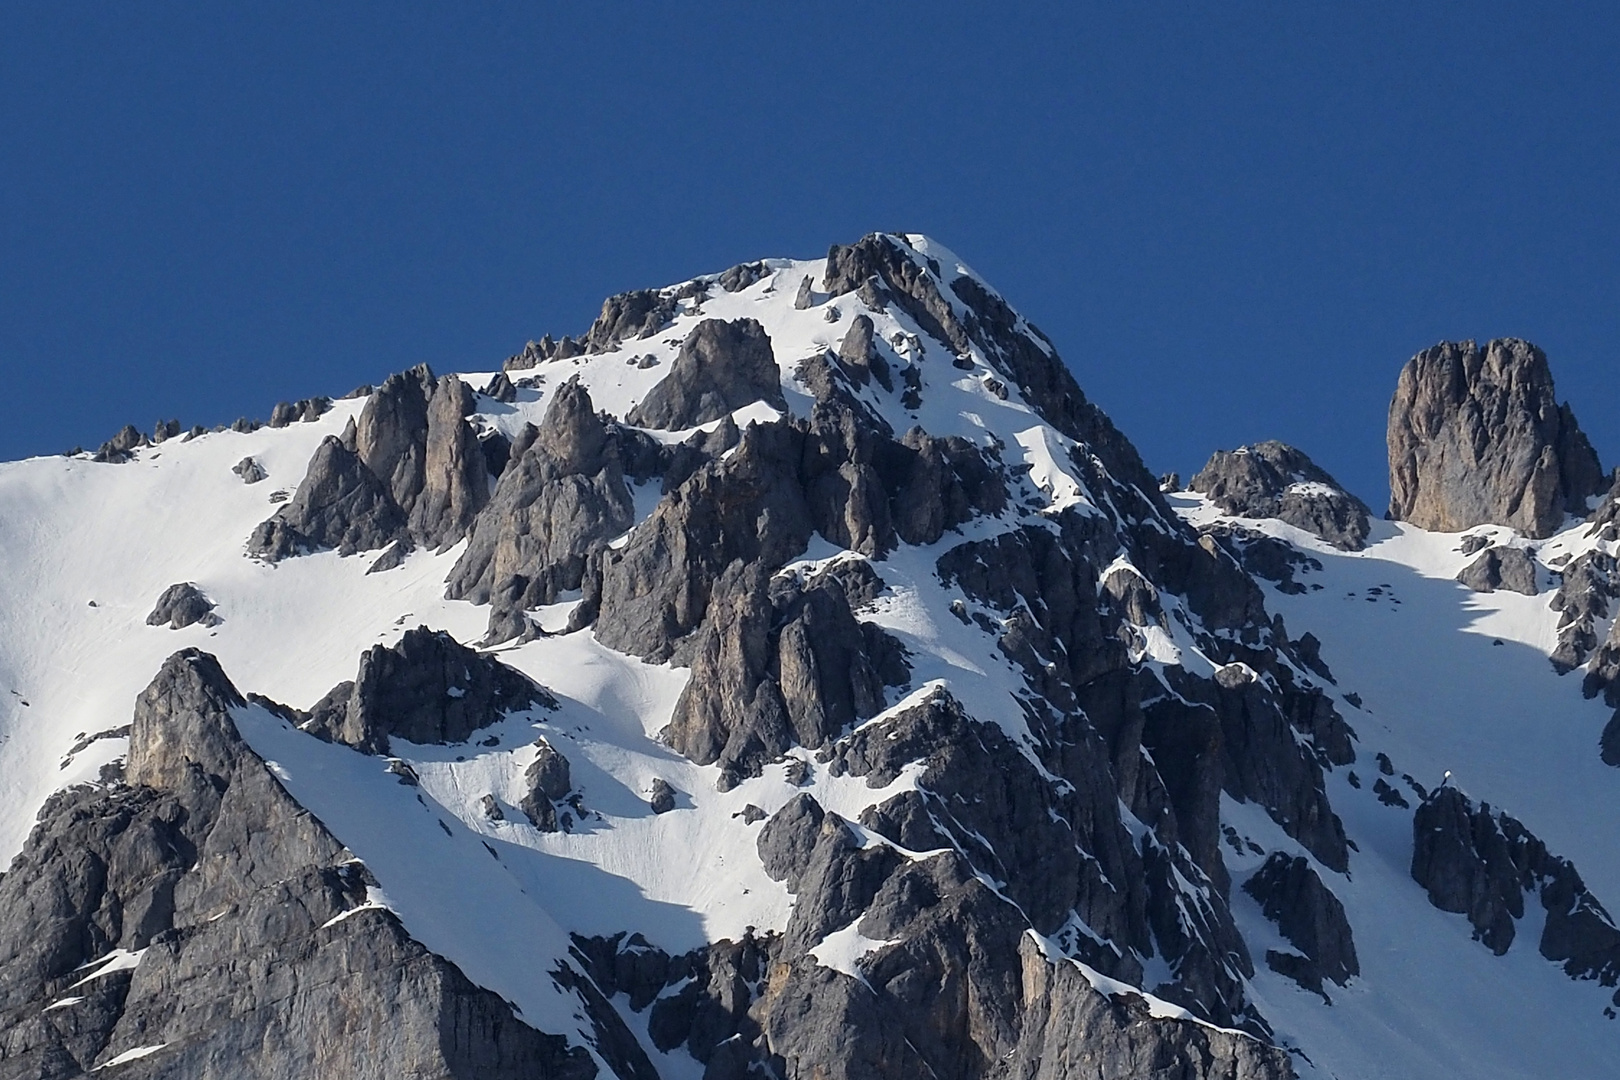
[
  {"left": 248, "top": 365, "right": 492, "bottom": 561},
  {"left": 1411, "top": 786, "right": 1620, "bottom": 981},
  {"left": 1243, "top": 853, "right": 1359, "bottom": 995},
  {"left": 445, "top": 381, "right": 637, "bottom": 643},
  {"left": 1191, "top": 441, "right": 1371, "bottom": 550},
  {"left": 1456, "top": 546, "right": 1540, "bottom": 595},
  {"left": 302, "top": 626, "right": 552, "bottom": 755},
  {"left": 1388, "top": 339, "right": 1605, "bottom": 538},
  {"left": 521, "top": 739, "right": 573, "bottom": 832},
  {"left": 0, "top": 650, "right": 593, "bottom": 1079},
  {"left": 144, "top": 582, "right": 222, "bottom": 630},
  {"left": 627, "top": 318, "right": 786, "bottom": 430}
]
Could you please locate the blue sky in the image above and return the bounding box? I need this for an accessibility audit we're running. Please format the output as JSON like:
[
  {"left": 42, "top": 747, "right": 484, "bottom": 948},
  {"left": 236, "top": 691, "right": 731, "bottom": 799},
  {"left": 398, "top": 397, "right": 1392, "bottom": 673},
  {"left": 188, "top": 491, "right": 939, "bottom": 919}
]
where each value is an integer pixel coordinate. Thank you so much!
[{"left": 3, "top": 4, "right": 1617, "bottom": 507}]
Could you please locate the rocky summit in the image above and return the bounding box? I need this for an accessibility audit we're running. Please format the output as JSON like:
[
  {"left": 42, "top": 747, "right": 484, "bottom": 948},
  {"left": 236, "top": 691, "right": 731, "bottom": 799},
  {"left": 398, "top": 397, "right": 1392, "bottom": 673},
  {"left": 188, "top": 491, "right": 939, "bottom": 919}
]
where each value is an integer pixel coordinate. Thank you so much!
[{"left": 0, "top": 233, "right": 1617, "bottom": 1079}]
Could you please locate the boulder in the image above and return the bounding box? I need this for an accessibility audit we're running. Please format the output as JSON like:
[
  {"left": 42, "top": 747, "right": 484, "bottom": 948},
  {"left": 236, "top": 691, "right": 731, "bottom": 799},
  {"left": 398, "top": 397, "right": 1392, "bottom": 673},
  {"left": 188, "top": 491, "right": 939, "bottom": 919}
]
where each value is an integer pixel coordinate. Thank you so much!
[
  {"left": 1242, "top": 853, "right": 1359, "bottom": 990},
  {"left": 232, "top": 456, "right": 268, "bottom": 484},
  {"left": 145, "top": 582, "right": 222, "bottom": 630},
  {"left": 1456, "top": 546, "right": 1540, "bottom": 595},
  {"left": 246, "top": 436, "right": 406, "bottom": 560},
  {"left": 649, "top": 778, "right": 677, "bottom": 815},
  {"left": 1388, "top": 338, "right": 1604, "bottom": 537}
]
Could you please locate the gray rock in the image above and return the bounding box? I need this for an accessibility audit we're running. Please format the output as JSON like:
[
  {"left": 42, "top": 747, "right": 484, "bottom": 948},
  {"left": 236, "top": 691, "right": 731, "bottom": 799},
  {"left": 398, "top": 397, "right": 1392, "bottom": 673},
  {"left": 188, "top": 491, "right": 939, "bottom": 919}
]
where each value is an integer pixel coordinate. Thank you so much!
[
  {"left": 92, "top": 424, "right": 148, "bottom": 464},
  {"left": 649, "top": 778, "right": 677, "bottom": 815},
  {"left": 0, "top": 649, "right": 594, "bottom": 1080},
  {"left": 1457, "top": 546, "right": 1540, "bottom": 595},
  {"left": 717, "top": 261, "right": 769, "bottom": 292},
  {"left": 1549, "top": 551, "right": 1619, "bottom": 672},
  {"left": 584, "top": 290, "right": 679, "bottom": 353},
  {"left": 1582, "top": 616, "right": 1620, "bottom": 709},
  {"left": 1602, "top": 711, "right": 1620, "bottom": 768},
  {"left": 627, "top": 319, "right": 786, "bottom": 430},
  {"left": 793, "top": 274, "right": 815, "bottom": 310},
  {"left": 836, "top": 314, "right": 892, "bottom": 391},
  {"left": 1388, "top": 338, "right": 1605, "bottom": 537},
  {"left": 1412, "top": 785, "right": 1620, "bottom": 985},
  {"left": 246, "top": 435, "right": 406, "bottom": 560},
  {"left": 151, "top": 419, "right": 180, "bottom": 443},
  {"left": 445, "top": 381, "right": 635, "bottom": 643},
  {"left": 145, "top": 582, "right": 222, "bottom": 630},
  {"left": 1191, "top": 440, "right": 1371, "bottom": 550},
  {"left": 480, "top": 793, "right": 505, "bottom": 820},
  {"left": 520, "top": 738, "right": 573, "bottom": 832},
  {"left": 1243, "top": 853, "right": 1359, "bottom": 990},
  {"left": 483, "top": 371, "right": 518, "bottom": 403},
  {"left": 232, "top": 456, "right": 268, "bottom": 484},
  {"left": 365, "top": 537, "right": 412, "bottom": 574},
  {"left": 301, "top": 626, "right": 552, "bottom": 755}
]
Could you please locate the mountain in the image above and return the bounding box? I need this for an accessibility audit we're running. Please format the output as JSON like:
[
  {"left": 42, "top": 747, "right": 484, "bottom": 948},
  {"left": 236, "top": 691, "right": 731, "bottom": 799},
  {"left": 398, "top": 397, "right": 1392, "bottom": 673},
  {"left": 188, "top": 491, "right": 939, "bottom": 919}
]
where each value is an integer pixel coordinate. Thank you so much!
[{"left": 0, "top": 233, "right": 1617, "bottom": 1079}]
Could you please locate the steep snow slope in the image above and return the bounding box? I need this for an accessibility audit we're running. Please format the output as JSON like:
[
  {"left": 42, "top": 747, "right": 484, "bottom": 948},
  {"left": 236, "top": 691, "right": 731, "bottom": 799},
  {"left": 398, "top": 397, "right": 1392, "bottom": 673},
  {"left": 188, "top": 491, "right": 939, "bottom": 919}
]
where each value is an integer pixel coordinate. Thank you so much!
[{"left": 1, "top": 234, "right": 1616, "bottom": 1078}]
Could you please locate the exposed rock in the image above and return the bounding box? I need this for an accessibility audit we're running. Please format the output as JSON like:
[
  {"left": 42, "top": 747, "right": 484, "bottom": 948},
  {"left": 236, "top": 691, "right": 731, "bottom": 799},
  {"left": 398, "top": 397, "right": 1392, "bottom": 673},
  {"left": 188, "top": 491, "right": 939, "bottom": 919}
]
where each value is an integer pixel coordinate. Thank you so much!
[
  {"left": 584, "top": 290, "right": 679, "bottom": 353},
  {"left": 1582, "top": 616, "right": 1620, "bottom": 708},
  {"left": 1388, "top": 338, "right": 1605, "bottom": 538},
  {"left": 232, "top": 456, "right": 267, "bottom": 484},
  {"left": 301, "top": 626, "right": 552, "bottom": 755},
  {"left": 0, "top": 650, "right": 593, "bottom": 1080},
  {"left": 1412, "top": 785, "right": 1620, "bottom": 983},
  {"left": 445, "top": 381, "right": 635, "bottom": 643},
  {"left": 144, "top": 582, "right": 222, "bottom": 630},
  {"left": 93, "top": 424, "right": 148, "bottom": 464},
  {"left": 520, "top": 738, "right": 573, "bottom": 832},
  {"left": 480, "top": 793, "right": 505, "bottom": 821},
  {"left": 648, "top": 778, "right": 677, "bottom": 815},
  {"left": 151, "top": 419, "right": 180, "bottom": 443},
  {"left": 1243, "top": 853, "right": 1358, "bottom": 991},
  {"left": 246, "top": 435, "right": 406, "bottom": 560},
  {"left": 483, "top": 371, "right": 518, "bottom": 403},
  {"left": 836, "top": 314, "right": 892, "bottom": 391},
  {"left": 1601, "top": 712, "right": 1620, "bottom": 768},
  {"left": 1191, "top": 441, "right": 1371, "bottom": 550},
  {"left": 1456, "top": 546, "right": 1540, "bottom": 595},
  {"left": 793, "top": 275, "right": 815, "bottom": 309},
  {"left": 365, "top": 538, "right": 412, "bottom": 574},
  {"left": 1199, "top": 522, "right": 1324, "bottom": 595},
  {"left": 627, "top": 319, "right": 786, "bottom": 430},
  {"left": 1549, "top": 551, "right": 1619, "bottom": 672},
  {"left": 717, "top": 261, "right": 769, "bottom": 292}
]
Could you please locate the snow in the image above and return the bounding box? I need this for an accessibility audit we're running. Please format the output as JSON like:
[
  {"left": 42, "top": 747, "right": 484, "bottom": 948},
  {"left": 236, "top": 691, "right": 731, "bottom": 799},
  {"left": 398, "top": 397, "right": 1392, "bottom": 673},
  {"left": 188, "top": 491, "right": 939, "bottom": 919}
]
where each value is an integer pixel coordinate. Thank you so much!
[
  {"left": 1, "top": 237, "right": 1616, "bottom": 1075},
  {"left": 68, "top": 948, "right": 146, "bottom": 989},
  {"left": 94, "top": 1044, "right": 167, "bottom": 1070},
  {"left": 809, "top": 919, "right": 897, "bottom": 984}
]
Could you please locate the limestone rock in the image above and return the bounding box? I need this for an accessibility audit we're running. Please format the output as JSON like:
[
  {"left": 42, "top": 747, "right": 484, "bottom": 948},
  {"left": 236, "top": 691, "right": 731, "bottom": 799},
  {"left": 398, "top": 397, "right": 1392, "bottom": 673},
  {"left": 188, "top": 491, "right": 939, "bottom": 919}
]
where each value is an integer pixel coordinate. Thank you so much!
[
  {"left": 521, "top": 739, "right": 573, "bottom": 832},
  {"left": 92, "top": 424, "right": 148, "bottom": 464},
  {"left": 1191, "top": 441, "right": 1371, "bottom": 550},
  {"left": 648, "top": 778, "right": 677, "bottom": 815},
  {"left": 1549, "top": 551, "right": 1619, "bottom": 672},
  {"left": 1457, "top": 546, "right": 1540, "bottom": 595},
  {"left": 445, "top": 381, "right": 635, "bottom": 642},
  {"left": 301, "top": 626, "right": 551, "bottom": 755},
  {"left": 232, "top": 456, "right": 268, "bottom": 484},
  {"left": 717, "top": 261, "right": 769, "bottom": 293},
  {"left": 627, "top": 319, "right": 785, "bottom": 430},
  {"left": 144, "top": 582, "right": 222, "bottom": 630},
  {"left": 1388, "top": 338, "right": 1605, "bottom": 538},
  {"left": 1243, "top": 853, "right": 1359, "bottom": 991},
  {"left": 0, "top": 649, "right": 593, "bottom": 1079},
  {"left": 246, "top": 435, "right": 406, "bottom": 560}
]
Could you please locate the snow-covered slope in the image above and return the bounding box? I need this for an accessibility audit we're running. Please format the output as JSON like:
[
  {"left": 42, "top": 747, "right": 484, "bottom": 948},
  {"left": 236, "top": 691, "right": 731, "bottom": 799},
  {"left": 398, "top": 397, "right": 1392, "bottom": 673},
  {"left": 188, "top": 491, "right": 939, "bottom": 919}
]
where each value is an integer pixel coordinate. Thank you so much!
[{"left": 2, "top": 233, "right": 1617, "bottom": 1079}]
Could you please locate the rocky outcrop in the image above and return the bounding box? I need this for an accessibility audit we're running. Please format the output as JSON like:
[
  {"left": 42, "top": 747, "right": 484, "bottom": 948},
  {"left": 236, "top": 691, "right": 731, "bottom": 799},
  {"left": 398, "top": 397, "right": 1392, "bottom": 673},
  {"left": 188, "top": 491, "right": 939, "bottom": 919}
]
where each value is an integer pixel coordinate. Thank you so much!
[
  {"left": 1243, "top": 854, "right": 1358, "bottom": 996},
  {"left": 1387, "top": 339, "right": 1605, "bottom": 538},
  {"left": 232, "top": 455, "right": 267, "bottom": 484},
  {"left": 1412, "top": 786, "right": 1620, "bottom": 983},
  {"left": 144, "top": 582, "right": 222, "bottom": 630},
  {"left": 521, "top": 739, "right": 573, "bottom": 832},
  {"left": 647, "top": 779, "right": 677, "bottom": 815},
  {"left": 92, "top": 424, "right": 148, "bottom": 464},
  {"left": 0, "top": 650, "right": 593, "bottom": 1079},
  {"left": 444, "top": 381, "right": 636, "bottom": 643},
  {"left": 1549, "top": 551, "right": 1619, "bottom": 672},
  {"left": 247, "top": 435, "right": 406, "bottom": 560},
  {"left": 627, "top": 319, "right": 785, "bottom": 430},
  {"left": 1456, "top": 546, "right": 1540, "bottom": 595},
  {"left": 717, "top": 261, "right": 769, "bottom": 293},
  {"left": 302, "top": 626, "right": 552, "bottom": 755},
  {"left": 1191, "top": 441, "right": 1371, "bottom": 550},
  {"left": 250, "top": 365, "right": 491, "bottom": 561}
]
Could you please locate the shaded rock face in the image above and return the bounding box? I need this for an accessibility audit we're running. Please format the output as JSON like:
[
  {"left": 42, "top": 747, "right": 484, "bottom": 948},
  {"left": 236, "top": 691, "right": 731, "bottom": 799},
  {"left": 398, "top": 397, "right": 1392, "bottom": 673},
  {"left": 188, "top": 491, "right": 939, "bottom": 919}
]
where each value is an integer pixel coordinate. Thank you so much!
[
  {"left": 627, "top": 318, "right": 786, "bottom": 430},
  {"left": 1388, "top": 338, "right": 1605, "bottom": 538},
  {"left": 1243, "top": 854, "right": 1358, "bottom": 995},
  {"left": 144, "top": 582, "right": 221, "bottom": 630},
  {"left": 521, "top": 739, "right": 573, "bottom": 832},
  {"left": 1191, "top": 441, "right": 1371, "bottom": 551},
  {"left": 1549, "top": 551, "right": 1619, "bottom": 673},
  {"left": 1456, "top": 545, "right": 1540, "bottom": 595},
  {"left": 1412, "top": 786, "right": 1620, "bottom": 983},
  {"left": 0, "top": 650, "right": 593, "bottom": 1079},
  {"left": 92, "top": 424, "right": 148, "bottom": 464},
  {"left": 445, "top": 381, "right": 637, "bottom": 643},
  {"left": 302, "top": 626, "right": 552, "bottom": 755},
  {"left": 249, "top": 365, "right": 491, "bottom": 561},
  {"left": 231, "top": 456, "right": 267, "bottom": 484}
]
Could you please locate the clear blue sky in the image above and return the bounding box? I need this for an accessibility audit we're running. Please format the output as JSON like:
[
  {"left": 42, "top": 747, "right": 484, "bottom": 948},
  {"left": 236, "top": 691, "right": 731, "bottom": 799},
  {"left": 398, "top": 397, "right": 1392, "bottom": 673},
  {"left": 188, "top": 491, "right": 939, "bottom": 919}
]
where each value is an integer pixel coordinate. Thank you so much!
[{"left": 4, "top": 4, "right": 1617, "bottom": 507}]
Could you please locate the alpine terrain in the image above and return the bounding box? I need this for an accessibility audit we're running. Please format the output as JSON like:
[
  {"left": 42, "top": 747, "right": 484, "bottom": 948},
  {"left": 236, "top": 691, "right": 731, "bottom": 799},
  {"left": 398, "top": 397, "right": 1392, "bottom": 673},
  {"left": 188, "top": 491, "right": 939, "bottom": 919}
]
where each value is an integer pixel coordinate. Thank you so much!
[{"left": 1, "top": 233, "right": 1618, "bottom": 1079}]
